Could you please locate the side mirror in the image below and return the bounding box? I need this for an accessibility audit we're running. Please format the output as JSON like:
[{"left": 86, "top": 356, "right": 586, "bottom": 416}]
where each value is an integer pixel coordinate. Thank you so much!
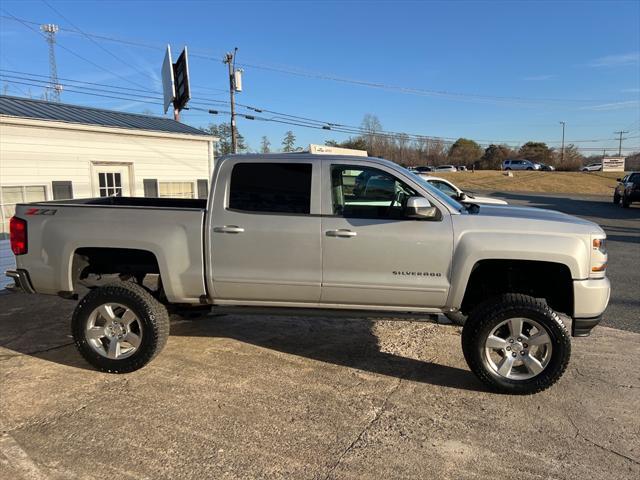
[
  {"left": 405, "top": 196, "right": 438, "bottom": 219},
  {"left": 457, "top": 192, "right": 468, "bottom": 201},
  {"left": 616, "top": 178, "right": 621, "bottom": 182}
]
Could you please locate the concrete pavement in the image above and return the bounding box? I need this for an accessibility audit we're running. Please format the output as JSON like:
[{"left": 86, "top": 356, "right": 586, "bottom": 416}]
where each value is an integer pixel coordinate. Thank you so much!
[{"left": 1, "top": 292, "right": 639, "bottom": 479}]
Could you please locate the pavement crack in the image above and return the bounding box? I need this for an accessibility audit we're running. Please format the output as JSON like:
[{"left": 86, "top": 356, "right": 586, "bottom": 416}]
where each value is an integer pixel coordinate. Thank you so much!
[
  {"left": 323, "top": 377, "right": 402, "bottom": 480},
  {"left": 574, "top": 367, "right": 637, "bottom": 389},
  {"left": 567, "top": 415, "right": 640, "bottom": 466}
]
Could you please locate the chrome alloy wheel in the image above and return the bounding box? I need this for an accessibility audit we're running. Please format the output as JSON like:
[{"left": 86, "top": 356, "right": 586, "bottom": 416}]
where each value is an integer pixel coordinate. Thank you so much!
[
  {"left": 85, "top": 303, "right": 143, "bottom": 360},
  {"left": 483, "top": 317, "right": 552, "bottom": 380}
]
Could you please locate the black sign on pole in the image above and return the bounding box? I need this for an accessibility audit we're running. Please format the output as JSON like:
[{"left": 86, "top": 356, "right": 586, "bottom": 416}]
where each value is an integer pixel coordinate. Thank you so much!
[{"left": 173, "top": 46, "right": 191, "bottom": 111}]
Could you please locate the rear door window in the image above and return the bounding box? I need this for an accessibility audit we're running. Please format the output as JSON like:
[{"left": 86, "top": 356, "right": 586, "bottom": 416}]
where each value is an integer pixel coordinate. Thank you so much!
[{"left": 229, "top": 163, "right": 312, "bottom": 214}]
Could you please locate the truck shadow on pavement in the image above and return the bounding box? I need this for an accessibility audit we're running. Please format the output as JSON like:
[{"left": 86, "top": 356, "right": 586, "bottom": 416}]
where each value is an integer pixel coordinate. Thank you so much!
[
  {"left": 169, "top": 313, "right": 485, "bottom": 392},
  {"left": 0, "top": 292, "right": 484, "bottom": 392}
]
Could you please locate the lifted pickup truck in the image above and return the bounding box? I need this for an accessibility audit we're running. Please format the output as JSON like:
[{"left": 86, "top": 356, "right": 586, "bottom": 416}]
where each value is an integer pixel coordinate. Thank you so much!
[{"left": 7, "top": 153, "right": 610, "bottom": 394}]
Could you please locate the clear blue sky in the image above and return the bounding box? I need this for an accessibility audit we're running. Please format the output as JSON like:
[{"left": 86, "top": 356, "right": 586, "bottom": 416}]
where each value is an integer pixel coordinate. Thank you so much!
[{"left": 1, "top": 0, "right": 639, "bottom": 154}]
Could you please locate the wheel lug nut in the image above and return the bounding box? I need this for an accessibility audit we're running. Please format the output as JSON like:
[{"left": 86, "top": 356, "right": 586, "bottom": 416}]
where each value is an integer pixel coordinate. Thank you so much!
[
  {"left": 512, "top": 352, "right": 517, "bottom": 357},
  {"left": 506, "top": 346, "right": 511, "bottom": 351},
  {"left": 517, "top": 337, "right": 522, "bottom": 342},
  {"left": 520, "top": 351, "right": 525, "bottom": 355},
  {"left": 523, "top": 343, "right": 528, "bottom": 348},
  {"left": 509, "top": 339, "right": 514, "bottom": 343}
]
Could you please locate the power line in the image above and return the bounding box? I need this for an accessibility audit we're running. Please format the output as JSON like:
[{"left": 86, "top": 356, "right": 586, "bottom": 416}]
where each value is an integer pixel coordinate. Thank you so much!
[{"left": 2, "top": 71, "right": 638, "bottom": 150}]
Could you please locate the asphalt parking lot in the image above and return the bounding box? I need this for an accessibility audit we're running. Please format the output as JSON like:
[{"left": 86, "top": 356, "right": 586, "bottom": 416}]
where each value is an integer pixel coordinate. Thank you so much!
[{"left": 1, "top": 192, "right": 639, "bottom": 480}]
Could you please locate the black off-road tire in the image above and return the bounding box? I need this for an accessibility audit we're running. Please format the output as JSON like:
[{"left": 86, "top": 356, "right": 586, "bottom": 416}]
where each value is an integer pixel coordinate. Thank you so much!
[
  {"left": 461, "top": 294, "right": 571, "bottom": 395},
  {"left": 613, "top": 193, "right": 620, "bottom": 205},
  {"left": 72, "top": 282, "right": 170, "bottom": 373},
  {"left": 622, "top": 195, "right": 631, "bottom": 208}
]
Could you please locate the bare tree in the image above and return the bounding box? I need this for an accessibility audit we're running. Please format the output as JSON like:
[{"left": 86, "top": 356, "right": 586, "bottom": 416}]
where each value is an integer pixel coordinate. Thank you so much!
[
  {"left": 361, "top": 113, "right": 383, "bottom": 152},
  {"left": 260, "top": 136, "right": 271, "bottom": 153}
]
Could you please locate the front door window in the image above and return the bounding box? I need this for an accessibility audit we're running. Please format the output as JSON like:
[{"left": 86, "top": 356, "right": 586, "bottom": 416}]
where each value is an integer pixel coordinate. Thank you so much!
[
  {"left": 331, "top": 165, "right": 418, "bottom": 219},
  {"left": 98, "top": 172, "right": 123, "bottom": 197}
]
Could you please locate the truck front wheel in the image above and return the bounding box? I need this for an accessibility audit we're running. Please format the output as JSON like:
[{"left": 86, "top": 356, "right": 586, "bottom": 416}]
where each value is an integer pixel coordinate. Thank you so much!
[
  {"left": 72, "top": 282, "right": 170, "bottom": 373},
  {"left": 461, "top": 294, "right": 571, "bottom": 394}
]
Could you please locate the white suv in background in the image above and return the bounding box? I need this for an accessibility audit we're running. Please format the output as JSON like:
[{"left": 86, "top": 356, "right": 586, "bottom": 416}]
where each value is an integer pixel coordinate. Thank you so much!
[
  {"left": 581, "top": 163, "right": 602, "bottom": 172},
  {"left": 502, "top": 159, "right": 541, "bottom": 171}
]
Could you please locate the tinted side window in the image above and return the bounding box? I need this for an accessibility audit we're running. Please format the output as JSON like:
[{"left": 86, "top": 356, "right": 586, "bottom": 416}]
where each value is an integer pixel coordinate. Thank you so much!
[
  {"left": 629, "top": 173, "right": 640, "bottom": 183},
  {"left": 331, "top": 165, "right": 418, "bottom": 219},
  {"left": 229, "top": 163, "right": 312, "bottom": 214}
]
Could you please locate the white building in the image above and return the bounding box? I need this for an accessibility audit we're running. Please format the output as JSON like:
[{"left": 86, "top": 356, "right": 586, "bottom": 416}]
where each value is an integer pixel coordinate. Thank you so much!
[{"left": 0, "top": 95, "right": 217, "bottom": 288}]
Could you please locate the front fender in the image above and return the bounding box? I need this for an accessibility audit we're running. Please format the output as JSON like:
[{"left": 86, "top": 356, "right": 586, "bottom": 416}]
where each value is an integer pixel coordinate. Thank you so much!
[{"left": 447, "top": 232, "right": 588, "bottom": 309}]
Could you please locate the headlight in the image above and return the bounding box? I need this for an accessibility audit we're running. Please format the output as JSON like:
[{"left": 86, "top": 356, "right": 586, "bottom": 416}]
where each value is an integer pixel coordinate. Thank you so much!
[
  {"left": 590, "top": 235, "right": 607, "bottom": 278},
  {"left": 593, "top": 238, "right": 607, "bottom": 255}
]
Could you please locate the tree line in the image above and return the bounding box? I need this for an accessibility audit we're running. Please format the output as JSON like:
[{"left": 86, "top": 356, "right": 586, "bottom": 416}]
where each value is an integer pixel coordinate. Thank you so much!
[{"left": 202, "top": 115, "right": 633, "bottom": 171}]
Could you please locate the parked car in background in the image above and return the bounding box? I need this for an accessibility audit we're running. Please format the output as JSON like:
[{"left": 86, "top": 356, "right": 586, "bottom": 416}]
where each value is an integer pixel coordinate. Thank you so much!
[
  {"left": 434, "top": 165, "right": 457, "bottom": 172},
  {"left": 456, "top": 165, "right": 468, "bottom": 171},
  {"left": 538, "top": 163, "right": 555, "bottom": 171},
  {"left": 414, "top": 166, "right": 433, "bottom": 173},
  {"left": 580, "top": 163, "right": 602, "bottom": 172},
  {"left": 418, "top": 175, "right": 508, "bottom": 205},
  {"left": 614, "top": 172, "right": 640, "bottom": 208},
  {"left": 502, "top": 159, "right": 541, "bottom": 171}
]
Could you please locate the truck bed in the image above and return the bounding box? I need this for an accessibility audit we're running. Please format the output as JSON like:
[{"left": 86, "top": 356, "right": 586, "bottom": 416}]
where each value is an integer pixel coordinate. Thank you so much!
[{"left": 13, "top": 197, "right": 208, "bottom": 303}]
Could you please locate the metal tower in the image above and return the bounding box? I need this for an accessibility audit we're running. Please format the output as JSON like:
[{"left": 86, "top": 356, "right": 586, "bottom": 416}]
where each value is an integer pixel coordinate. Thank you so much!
[{"left": 40, "top": 24, "right": 63, "bottom": 102}]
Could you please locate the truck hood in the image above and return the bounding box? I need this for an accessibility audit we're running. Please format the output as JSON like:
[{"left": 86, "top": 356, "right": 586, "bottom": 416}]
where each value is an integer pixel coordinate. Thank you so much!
[{"left": 468, "top": 204, "right": 603, "bottom": 232}]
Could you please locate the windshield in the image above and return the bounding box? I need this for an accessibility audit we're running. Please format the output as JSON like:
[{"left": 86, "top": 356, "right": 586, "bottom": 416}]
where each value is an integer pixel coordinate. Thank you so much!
[{"left": 405, "top": 171, "right": 465, "bottom": 211}]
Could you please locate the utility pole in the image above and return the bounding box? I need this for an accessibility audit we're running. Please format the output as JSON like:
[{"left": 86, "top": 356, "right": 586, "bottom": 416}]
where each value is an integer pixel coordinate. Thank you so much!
[
  {"left": 40, "top": 24, "right": 62, "bottom": 102},
  {"left": 559, "top": 121, "right": 566, "bottom": 165},
  {"left": 613, "top": 130, "right": 628, "bottom": 156},
  {"left": 223, "top": 48, "right": 241, "bottom": 154}
]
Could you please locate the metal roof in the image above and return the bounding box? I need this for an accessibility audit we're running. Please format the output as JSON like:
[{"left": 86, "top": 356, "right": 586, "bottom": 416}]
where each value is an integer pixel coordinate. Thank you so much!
[{"left": 0, "top": 95, "right": 210, "bottom": 137}]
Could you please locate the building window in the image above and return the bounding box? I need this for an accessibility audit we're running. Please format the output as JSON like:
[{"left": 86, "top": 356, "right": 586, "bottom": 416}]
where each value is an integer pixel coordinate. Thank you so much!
[
  {"left": 229, "top": 163, "right": 312, "bottom": 214},
  {"left": 98, "top": 172, "right": 123, "bottom": 197},
  {"left": 0, "top": 186, "right": 47, "bottom": 239},
  {"left": 159, "top": 182, "right": 195, "bottom": 199}
]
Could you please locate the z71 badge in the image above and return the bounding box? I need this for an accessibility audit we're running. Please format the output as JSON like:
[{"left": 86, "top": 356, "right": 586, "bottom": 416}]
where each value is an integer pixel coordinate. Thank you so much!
[{"left": 25, "top": 208, "right": 58, "bottom": 216}]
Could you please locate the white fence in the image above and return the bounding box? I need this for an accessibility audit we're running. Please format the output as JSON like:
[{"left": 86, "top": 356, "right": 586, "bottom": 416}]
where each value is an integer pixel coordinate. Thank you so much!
[{"left": 0, "top": 240, "right": 14, "bottom": 290}]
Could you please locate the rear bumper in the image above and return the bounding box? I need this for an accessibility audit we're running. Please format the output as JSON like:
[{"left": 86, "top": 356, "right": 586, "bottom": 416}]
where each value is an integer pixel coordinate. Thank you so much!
[
  {"left": 4, "top": 269, "right": 36, "bottom": 294},
  {"left": 572, "top": 277, "right": 610, "bottom": 336}
]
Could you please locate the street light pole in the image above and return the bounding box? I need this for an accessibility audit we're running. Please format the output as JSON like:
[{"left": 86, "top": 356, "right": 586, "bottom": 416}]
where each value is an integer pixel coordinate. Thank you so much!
[{"left": 559, "top": 121, "right": 566, "bottom": 165}]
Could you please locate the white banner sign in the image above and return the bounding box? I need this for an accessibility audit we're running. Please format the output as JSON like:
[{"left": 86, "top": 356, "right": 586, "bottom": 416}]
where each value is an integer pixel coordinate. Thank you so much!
[{"left": 602, "top": 157, "right": 625, "bottom": 172}]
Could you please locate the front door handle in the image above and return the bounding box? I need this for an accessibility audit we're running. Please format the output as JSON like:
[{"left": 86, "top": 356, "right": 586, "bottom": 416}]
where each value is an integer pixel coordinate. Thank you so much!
[
  {"left": 326, "top": 229, "right": 357, "bottom": 238},
  {"left": 213, "top": 225, "right": 245, "bottom": 234}
]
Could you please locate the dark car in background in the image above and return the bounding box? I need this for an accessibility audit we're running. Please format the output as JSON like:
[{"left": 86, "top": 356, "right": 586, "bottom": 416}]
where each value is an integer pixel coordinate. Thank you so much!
[
  {"left": 538, "top": 163, "right": 555, "bottom": 171},
  {"left": 614, "top": 172, "right": 640, "bottom": 208}
]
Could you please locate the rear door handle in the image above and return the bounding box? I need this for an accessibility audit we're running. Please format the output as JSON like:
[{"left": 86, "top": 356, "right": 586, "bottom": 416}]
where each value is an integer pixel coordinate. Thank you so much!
[
  {"left": 326, "top": 229, "right": 357, "bottom": 238},
  {"left": 213, "top": 225, "right": 245, "bottom": 234}
]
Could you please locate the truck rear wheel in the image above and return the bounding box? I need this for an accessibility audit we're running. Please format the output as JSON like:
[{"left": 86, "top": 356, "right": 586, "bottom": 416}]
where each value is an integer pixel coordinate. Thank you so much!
[
  {"left": 72, "top": 282, "right": 169, "bottom": 373},
  {"left": 461, "top": 294, "right": 571, "bottom": 394}
]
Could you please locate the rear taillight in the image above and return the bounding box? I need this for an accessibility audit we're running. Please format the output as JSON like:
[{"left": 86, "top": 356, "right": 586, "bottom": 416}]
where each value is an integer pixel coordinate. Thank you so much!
[{"left": 10, "top": 217, "right": 27, "bottom": 255}]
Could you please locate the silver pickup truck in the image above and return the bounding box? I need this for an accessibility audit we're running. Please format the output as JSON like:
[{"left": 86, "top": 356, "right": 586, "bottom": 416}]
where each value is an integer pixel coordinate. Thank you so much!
[{"left": 6, "top": 153, "right": 610, "bottom": 394}]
